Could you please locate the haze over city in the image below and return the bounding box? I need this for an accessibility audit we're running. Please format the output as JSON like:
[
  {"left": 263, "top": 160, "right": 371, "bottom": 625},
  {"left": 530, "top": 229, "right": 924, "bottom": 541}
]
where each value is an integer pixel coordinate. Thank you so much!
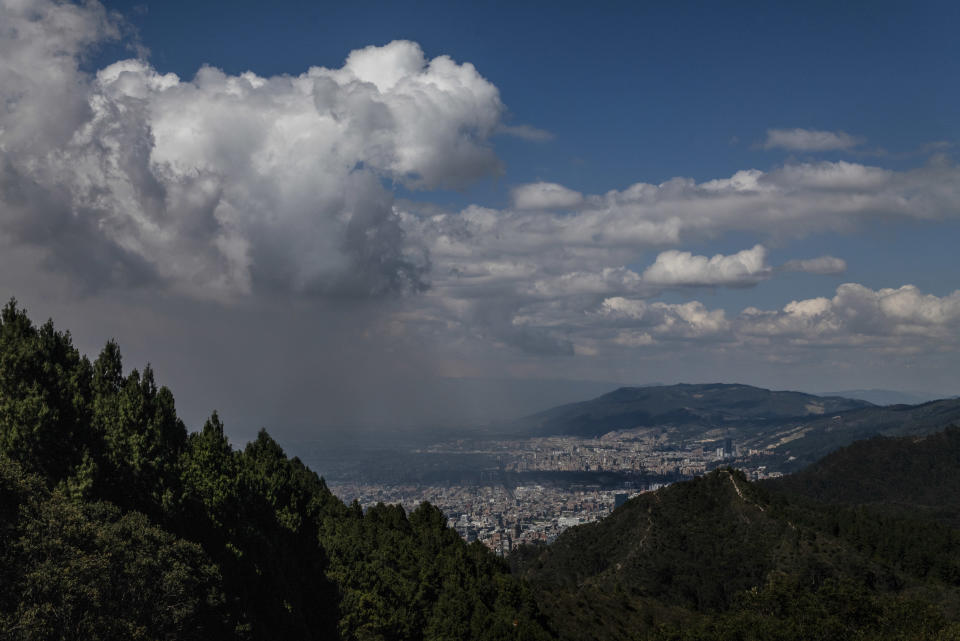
[{"left": 1, "top": 0, "right": 958, "bottom": 441}]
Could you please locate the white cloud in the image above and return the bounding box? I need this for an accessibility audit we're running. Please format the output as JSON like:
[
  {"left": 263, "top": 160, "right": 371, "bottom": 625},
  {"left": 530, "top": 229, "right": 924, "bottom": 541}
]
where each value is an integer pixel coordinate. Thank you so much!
[
  {"left": 739, "top": 284, "right": 960, "bottom": 345},
  {"left": 782, "top": 256, "right": 847, "bottom": 275},
  {"left": 763, "top": 128, "right": 863, "bottom": 151},
  {"left": 613, "top": 330, "right": 655, "bottom": 347},
  {"left": 523, "top": 267, "right": 645, "bottom": 298},
  {"left": 0, "top": 0, "right": 120, "bottom": 156},
  {"left": 401, "top": 157, "right": 960, "bottom": 361},
  {"left": 597, "top": 296, "right": 649, "bottom": 320},
  {"left": 596, "top": 297, "right": 731, "bottom": 340},
  {"left": 642, "top": 245, "right": 771, "bottom": 287},
  {"left": 511, "top": 182, "right": 584, "bottom": 210},
  {"left": 588, "top": 284, "right": 960, "bottom": 355},
  {"left": 0, "top": 1, "right": 505, "bottom": 299},
  {"left": 773, "top": 160, "right": 889, "bottom": 190},
  {"left": 411, "top": 160, "right": 960, "bottom": 294},
  {"left": 655, "top": 301, "right": 731, "bottom": 338},
  {"left": 497, "top": 124, "right": 555, "bottom": 141}
]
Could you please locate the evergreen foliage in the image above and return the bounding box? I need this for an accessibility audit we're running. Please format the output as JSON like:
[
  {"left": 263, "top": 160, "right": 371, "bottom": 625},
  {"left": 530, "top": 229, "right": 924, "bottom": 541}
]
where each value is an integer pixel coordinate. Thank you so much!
[
  {"left": 0, "top": 300, "right": 550, "bottom": 640},
  {"left": 0, "top": 457, "right": 229, "bottom": 640},
  {"left": 767, "top": 427, "right": 960, "bottom": 527},
  {"left": 517, "top": 465, "right": 960, "bottom": 640}
]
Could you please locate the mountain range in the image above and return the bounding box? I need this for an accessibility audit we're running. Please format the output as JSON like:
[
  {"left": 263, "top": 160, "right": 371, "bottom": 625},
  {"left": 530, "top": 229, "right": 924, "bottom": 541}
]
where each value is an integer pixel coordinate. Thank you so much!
[
  {"left": 819, "top": 388, "right": 946, "bottom": 406},
  {"left": 519, "top": 383, "right": 872, "bottom": 436},
  {"left": 515, "top": 382, "right": 960, "bottom": 472}
]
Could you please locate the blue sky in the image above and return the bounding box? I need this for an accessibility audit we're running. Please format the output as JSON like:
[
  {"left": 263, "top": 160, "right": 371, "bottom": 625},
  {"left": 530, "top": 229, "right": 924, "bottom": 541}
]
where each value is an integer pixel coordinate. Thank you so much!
[
  {"left": 98, "top": 0, "right": 958, "bottom": 182},
  {"left": 1, "top": 0, "right": 958, "bottom": 437}
]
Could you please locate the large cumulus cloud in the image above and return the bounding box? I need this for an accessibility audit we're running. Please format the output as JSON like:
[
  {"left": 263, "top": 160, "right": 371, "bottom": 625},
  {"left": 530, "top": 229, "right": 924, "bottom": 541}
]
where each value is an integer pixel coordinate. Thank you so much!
[{"left": 0, "top": 0, "right": 504, "bottom": 299}]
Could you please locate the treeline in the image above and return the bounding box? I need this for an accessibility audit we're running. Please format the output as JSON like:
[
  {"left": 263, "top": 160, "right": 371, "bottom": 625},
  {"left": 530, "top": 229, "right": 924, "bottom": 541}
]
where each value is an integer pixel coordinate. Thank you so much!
[{"left": 0, "top": 300, "right": 551, "bottom": 640}]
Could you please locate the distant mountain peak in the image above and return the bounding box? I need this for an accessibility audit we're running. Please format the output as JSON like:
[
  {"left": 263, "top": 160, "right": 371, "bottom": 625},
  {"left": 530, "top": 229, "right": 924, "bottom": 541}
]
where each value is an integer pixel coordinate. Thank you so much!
[{"left": 521, "top": 382, "right": 872, "bottom": 438}]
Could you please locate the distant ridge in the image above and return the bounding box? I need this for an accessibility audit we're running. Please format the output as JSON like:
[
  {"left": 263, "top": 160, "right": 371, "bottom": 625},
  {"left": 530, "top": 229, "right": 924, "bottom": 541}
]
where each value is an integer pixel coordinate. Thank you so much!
[
  {"left": 518, "top": 382, "right": 872, "bottom": 438},
  {"left": 819, "top": 388, "right": 944, "bottom": 406},
  {"left": 513, "top": 383, "right": 960, "bottom": 473},
  {"left": 773, "top": 397, "right": 960, "bottom": 471}
]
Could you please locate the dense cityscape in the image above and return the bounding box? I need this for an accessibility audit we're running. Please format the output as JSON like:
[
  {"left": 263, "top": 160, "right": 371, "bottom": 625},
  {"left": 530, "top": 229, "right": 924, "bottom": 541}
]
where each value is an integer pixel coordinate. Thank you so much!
[{"left": 330, "top": 428, "right": 784, "bottom": 554}]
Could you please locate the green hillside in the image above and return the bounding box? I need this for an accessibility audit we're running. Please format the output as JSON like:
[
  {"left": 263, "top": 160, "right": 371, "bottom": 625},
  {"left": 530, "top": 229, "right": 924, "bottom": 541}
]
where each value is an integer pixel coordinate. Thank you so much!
[
  {"left": 0, "top": 300, "right": 551, "bottom": 641},
  {"left": 767, "top": 427, "right": 960, "bottom": 526},
  {"left": 516, "top": 465, "right": 960, "bottom": 640}
]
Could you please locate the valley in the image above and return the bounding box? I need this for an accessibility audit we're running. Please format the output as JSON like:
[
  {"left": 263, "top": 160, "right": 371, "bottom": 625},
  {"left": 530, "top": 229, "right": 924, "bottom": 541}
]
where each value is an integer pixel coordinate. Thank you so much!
[{"left": 304, "top": 383, "right": 960, "bottom": 554}]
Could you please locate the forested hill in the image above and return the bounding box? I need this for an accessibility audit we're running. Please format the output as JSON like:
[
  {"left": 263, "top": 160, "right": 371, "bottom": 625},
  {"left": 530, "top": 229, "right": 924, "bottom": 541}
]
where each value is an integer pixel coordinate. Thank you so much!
[
  {"left": 515, "top": 464, "right": 960, "bottom": 640},
  {"left": 518, "top": 383, "right": 872, "bottom": 438},
  {"left": 767, "top": 426, "right": 960, "bottom": 527},
  {"left": 0, "top": 300, "right": 551, "bottom": 640}
]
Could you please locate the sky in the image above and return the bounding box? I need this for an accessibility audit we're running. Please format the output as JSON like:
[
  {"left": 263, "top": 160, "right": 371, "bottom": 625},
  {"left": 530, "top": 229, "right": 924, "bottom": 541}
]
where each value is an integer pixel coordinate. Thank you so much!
[{"left": 1, "top": 0, "right": 958, "bottom": 441}]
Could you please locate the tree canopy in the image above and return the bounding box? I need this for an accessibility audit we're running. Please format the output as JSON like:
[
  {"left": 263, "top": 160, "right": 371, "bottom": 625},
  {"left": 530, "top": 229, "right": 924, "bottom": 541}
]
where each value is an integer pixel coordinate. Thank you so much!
[{"left": 0, "top": 300, "right": 551, "bottom": 640}]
